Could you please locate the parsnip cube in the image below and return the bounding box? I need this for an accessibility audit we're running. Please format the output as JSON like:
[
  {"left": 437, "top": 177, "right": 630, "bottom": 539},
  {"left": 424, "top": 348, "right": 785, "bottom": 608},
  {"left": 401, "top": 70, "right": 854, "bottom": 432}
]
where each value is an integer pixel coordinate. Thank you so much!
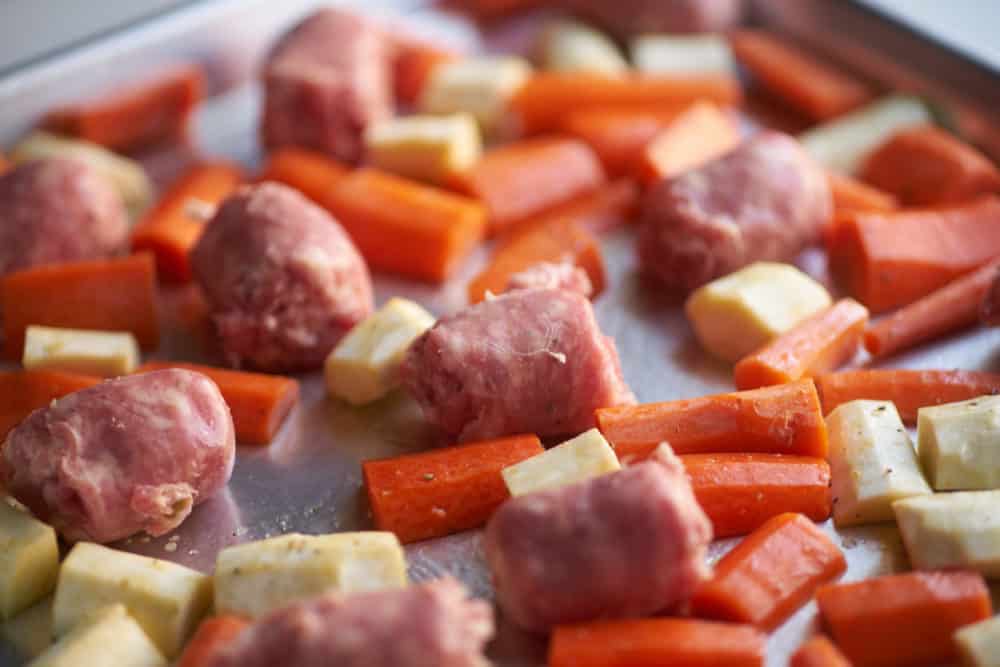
[
  {"left": 214, "top": 531, "right": 407, "bottom": 618},
  {"left": 631, "top": 35, "right": 735, "bottom": 76},
  {"left": 1, "top": 596, "right": 53, "bottom": 659},
  {"left": 52, "top": 543, "right": 212, "bottom": 659},
  {"left": 956, "top": 615, "right": 1000, "bottom": 667},
  {"left": 30, "top": 604, "right": 165, "bottom": 667},
  {"left": 419, "top": 57, "right": 532, "bottom": 135},
  {"left": 917, "top": 395, "right": 1000, "bottom": 490},
  {"left": 685, "top": 262, "right": 832, "bottom": 363},
  {"left": 893, "top": 491, "right": 1000, "bottom": 578},
  {"left": 826, "top": 400, "right": 931, "bottom": 527},
  {"left": 0, "top": 501, "right": 59, "bottom": 620},
  {"left": 538, "top": 19, "right": 628, "bottom": 75},
  {"left": 502, "top": 428, "right": 620, "bottom": 496},
  {"left": 23, "top": 326, "right": 140, "bottom": 377},
  {"left": 325, "top": 298, "right": 435, "bottom": 406},
  {"left": 365, "top": 114, "right": 482, "bottom": 185}
]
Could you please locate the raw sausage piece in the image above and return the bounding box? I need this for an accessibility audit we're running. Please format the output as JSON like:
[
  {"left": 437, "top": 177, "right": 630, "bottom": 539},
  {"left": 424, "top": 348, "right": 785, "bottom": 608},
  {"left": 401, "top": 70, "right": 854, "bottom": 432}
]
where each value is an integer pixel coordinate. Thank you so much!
[
  {"left": 0, "top": 157, "right": 128, "bottom": 277},
  {"left": 561, "top": 0, "right": 744, "bottom": 38},
  {"left": 191, "top": 182, "right": 373, "bottom": 371},
  {"left": 484, "top": 444, "right": 712, "bottom": 632},
  {"left": 262, "top": 8, "right": 393, "bottom": 164},
  {"left": 402, "top": 287, "right": 634, "bottom": 442},
  {"left": 207, "top": 577, "right": 494, "bottom": 667},
  {"left": 981, "top": 268, "right": 1000, "bottom": 325},
  {"left": 638, "top": 130, "right": 831, "bottom": 290},
  {"left": 0, "top": 369, "right": 235, "bottom": 543},
  {"left": 506, "top": 261, "right": 594, "bottom": 298}
]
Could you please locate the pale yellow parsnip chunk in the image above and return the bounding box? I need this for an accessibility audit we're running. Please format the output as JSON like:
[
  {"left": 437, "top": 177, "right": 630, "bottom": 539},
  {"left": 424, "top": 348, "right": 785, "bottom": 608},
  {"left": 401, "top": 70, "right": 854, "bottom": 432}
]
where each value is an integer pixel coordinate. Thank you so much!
[
  {"left": 29, "top": 604, "right": 165, "bottom": 667},
  {"left": 956, "top": 615, "right": 1000, "bottom": 667},
  {"left": 917, "top": 395, "right": 1000, "bottom": 490},
  {"left": 538, "top": 19, "right": 627, "bottom": 75},
  {"left": 419, "top": 57, "right": 532, "bottom": 136},
  {"left": 0, "top": 501, "right": 59, "bottom": 620},
  {"left": 365, "top": 114, "right": 482, "bottom": 185},
  {"left": 502, "top": 428, "right": 620, "bottom": 496},
  {"left": 23, "top": 325, "right": 140, "bottom": 377},
  {"left": 1, "top": 595, "right": 53, "bottom": 659},
  {"left": 631, "top": 35, "right": 734, "bottom": 75}
]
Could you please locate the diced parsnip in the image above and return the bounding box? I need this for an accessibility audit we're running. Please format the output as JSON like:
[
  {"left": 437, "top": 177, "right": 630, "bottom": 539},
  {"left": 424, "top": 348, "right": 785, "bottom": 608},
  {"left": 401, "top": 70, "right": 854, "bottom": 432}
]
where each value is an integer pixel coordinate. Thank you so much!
[
  {"left": 502, "top": 428, "right": 620, "bottom": 496},
  {"left": 685, "top": 262, "right": 832, "bottom": 363},
  {"left": 0, "top": 501, "right": 59, "bottom": 620},
  {"left": 52, "top": 543, "right": 212, "bottom": 659},
  {"left": 956, "top": 615, "right": 1000, "bottom": 667},
  {"left": 799, "top": 95, "right": 933, "bottom": 174},
  {"left": 23, "top": 325, "right": 140, "bottom": 377},
  {"left": 325, "top": 298, "right": 435, "bottom": 406},
  {"left": 538, "top": 19, "right": 628, "bottom": 75},
  {"left": 214, "top": 531, "right": 407, "bottom": 618},
  {"left": 1, "top": 595, "right": 53, "bottom": 660},
  {"left": 30, "top": 604, "right": 165, "bottom": 667},
  {"left": 10, "top": 131, "right": 153, "bottom": 219},
  {"left": 893, "top": 491, "right": 1000, "bottom": 578},
  {"left": 365, "top": 113, "right": 482, "bottom": 185},
  {"left": 631, "top": 35, "right": 735, "bottom": 76},
  {"left": 917, "top": 395, "right": 1000, "bottom": 490},
  {"left": 825, "top": 400, "right": 931, "bottom": 527},
  {"left": 418, "top": 57, "right": 533, "bottom": 136}
]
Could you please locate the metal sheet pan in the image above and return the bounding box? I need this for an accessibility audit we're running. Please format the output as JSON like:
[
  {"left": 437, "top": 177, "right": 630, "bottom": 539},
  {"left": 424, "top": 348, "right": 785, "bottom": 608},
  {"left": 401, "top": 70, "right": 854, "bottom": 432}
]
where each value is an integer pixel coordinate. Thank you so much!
[{"left": 1, "top": 1, "right": 999, "bottom": 665}]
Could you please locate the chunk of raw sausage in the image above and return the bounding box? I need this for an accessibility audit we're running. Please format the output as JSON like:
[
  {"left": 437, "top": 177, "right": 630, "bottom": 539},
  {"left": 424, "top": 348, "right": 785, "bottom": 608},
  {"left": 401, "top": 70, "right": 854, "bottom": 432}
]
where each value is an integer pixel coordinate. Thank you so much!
[
  {"left": 402, "top": 288, "right": 634, "bottom": 442},
  {"left": 638, "top": 131, "right": 831, "bottom": 290},
  {"left": 506, "top": 261, "right": 594, "bottom": 298},
  {"left": 484, "top": 444, "right": 712, "bottom": 632},
  {"left": 981, "top": 268, "right": 1000, "bottom": 326},
  {"left": 0, "top": 369, "right": 235, "bottom": 543},
  {"left": 562, "top": 0, "right": 744, "bottom": 38},
  {"left": 191, "top": 182, "right": 373, "bottom": 371}
]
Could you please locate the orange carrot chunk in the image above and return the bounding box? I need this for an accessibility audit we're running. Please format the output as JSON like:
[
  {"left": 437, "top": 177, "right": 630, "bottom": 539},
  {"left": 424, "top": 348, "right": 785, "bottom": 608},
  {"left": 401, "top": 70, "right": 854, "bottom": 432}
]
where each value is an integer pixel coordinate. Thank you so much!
[
  {"left": 512, "top": 73, "right": 742, "bottom": 135},
  {"left": 682, "top": 454, "right": 831, "bottom": 539},
  {"left": 861, "top": 125, "right": 1000, "bottom": 206},
  {"left": 515, "top": 179, "right": 638, "bottom": 235},
  {"left": 816, "top": 570, "right": 992, "bottom": 667},
  {"left": 43, "top": 64, "right": 204, "bottom": 151},
  {"left": 131, "top": 162, "right": 244, "bottom": 283},
  {"left": 827, "top": 197, "right": 1000, "bottom": 313},
  {"left": 558, "top": 107, "right": 685, "bottom": 177},
  {"left": 138, "top": 361, "right": 299, "bottom": 446},
  {"left": 596, "top": 379, "right": 828, "bottom": 462},
  {"left": 176, "top": 615, "right": 250, "bottom": 667},
  {"left": 816, "top": 369, "right": 1000, "bottom": 424},
  {"left": 734, "top": 298, "right": 869, "bottom": 390},
  {"left": 393, "top": 41, "right": 459, "bottom": 106},
  {"left": 636, "top": 102, "right": 741, "bottom": 185},
  {"left": 257, "top": 147, "right": 350, "bottom": 205},
  {"left": 828, "top": 171, "right": 898, "bottom": 215},
  {"left": 363, "top": 434, "right": 543, "bottom": 544},
  {"left": 0, "top": 369, "right": 101, "bottom": 437},
  {"left": 548, "top": 618, "right": 766, "bottom": 667},
  {"left": 451, "top": 137, "right": 606, "bottom": 235},
  {"left": 790, "top": 635, "right": 854, "bottom": 667},
  {"left": 730, "top": 30, "right": 873, "bottom": 122},
  {"left": 692, "top": 512, "right": 845, "bottom": 629},
  {"left": 326, "top": 168, "right": 486, "bottom": 283},
  {"left": 2, "top": 253, "right": 159, "bottom": 359}
]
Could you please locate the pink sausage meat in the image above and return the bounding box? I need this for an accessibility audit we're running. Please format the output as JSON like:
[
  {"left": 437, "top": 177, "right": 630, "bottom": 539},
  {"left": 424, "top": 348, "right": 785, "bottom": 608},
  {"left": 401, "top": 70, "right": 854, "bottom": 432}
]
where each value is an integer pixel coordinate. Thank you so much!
[
  {"left": 638, "top": 130, "right": 831, "bottom": 290},
  {"left": 562, "top": 0, "right": 744, "bottom": 38},
  {"left": 191, "top": 182, "right": 373, "bottom": 371},
  {"left": 484, "top": 445, "right": 712, "bottom": 633},
  {"left": 0, "top": 369, "right": 235, "bottom": 543},
  {"left": 402, "top": 288, "right": 634, "bottom": 442}
]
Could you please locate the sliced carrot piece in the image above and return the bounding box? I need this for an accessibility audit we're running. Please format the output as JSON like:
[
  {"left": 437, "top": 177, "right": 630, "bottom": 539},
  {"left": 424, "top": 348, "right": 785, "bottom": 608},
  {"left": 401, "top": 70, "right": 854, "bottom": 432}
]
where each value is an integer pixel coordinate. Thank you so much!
[
  {"left": 790, "top": 635, "right": 853, "bottom": 667},
  {"left": 734, "top": 298, "right": 869, "bottom": 390},
  {"left": 692, "top": 512, "right": 845, "bottom": 629},
  {"left": 393, "top": 41, "right": 459, "bottom": 106},
  {"left": 816, "top": 570, "right": 992, "bottom": 667},
  {"left": 636, "top": 102, "right": 741, "bottom": 185},
  {"left": 828, "top": 171, "right": 898, "bottom": 214},
  {"left": 176, "top": 615, "right": 250, "bottom": 667},
  {"left": 548, "top": 618, "right": 766, "bottom": 667},
  {"left": 515, "top": 179, "right": 638, "bottom": 235},
  {"left": 257, "top": 147, "right": 350, "bottom": 205},
  {"left": 0, "top": 369, "right": 101, "bottom": 437},
  {"left": 2, "top": 254, "right": 159, "bottom": 359},
  {"left": 558, "top": 107, "right": 685, "bottom": 177},
  {"left": 596, "top": 379, "right": 828, "bottom": 462},
  {"left": 363, "top": 434, "right": 543, "bottom": 544}
]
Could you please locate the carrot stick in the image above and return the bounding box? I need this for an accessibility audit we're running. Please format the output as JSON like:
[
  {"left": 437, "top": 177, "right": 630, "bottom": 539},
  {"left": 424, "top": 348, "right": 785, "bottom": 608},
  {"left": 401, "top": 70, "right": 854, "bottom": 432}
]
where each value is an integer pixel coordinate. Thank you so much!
[
  {"left": 682, "top": 454, "right": 831, "bottom": 539},
  {"left": 596, "top": 379, "right": 828, "bottom": 462},
  {"left": 860, "top": 125, "right": 1000, "bottom": 206},
  {"left": 827, "top": 197, "right": 1000, "bottom": 313},
  {"left": 393, "top": 41, "right": 459, "bottom": 107},
  {"left": 257, "top": 147, "right": 350, "bottom": 205},
  {"left": 0, "top": 369, "right": 100, "bottom": 437},
  {"left": 176, "top": 615, "right": 250, "bottom": 667},
  {"left": 450, "top": 138, "right": 606, "bottom": 235},
  {"left": 692, "top": 512, "right": 845, "bottom": 629},
  {"left": 864, "top": 259, "right": 1000, "bottom": 358},
  {"left": 467, "top": 218, "right": 605, "bottom": 303},
  {"left": 790, "top": 636, "right": 853, "bottom": 667},
  {"left": 363, "top": 434, "right": 543, "bottom": 544},
  {"left": 548, "top": 618, "right": 766, "bottom": 667},
  {"left": 816, "top": 570, "right": 992, "bottom": 667},
  {"left": 734, "top": 298, "right": 869, "bottom": 390},
  {"left": 815, "top": 369, "right": 1000, "bottom": 424},
  {"left": 636, "top": 102, "right": 741, "bottom": 185},
  {"left": 325, "top": 168, "right": 487, "bottom": 282},
  {"left": 558, "top": 107, "right": 685, "bottom": 177},
  {"left": 512, "top": 73, "right": 742, "bottom": 135},
  {"left": 729, "top": 30, "right": 873, "bottom": 122},
  {"left": 42, "top": 64, "right": 204, "bottom": 151},
  {"left": 514, "top": 179, "right": 638, "bottom": 235},
  {"left": 138, "top": 361, "right": 299, "bottom": 446},
  {"left": 131, "top": 162, "right": 244, "bottom": 283},
  {"left": 2, "top": 253, "right": 159, "bottom": 359},
  {"left": 828, "top": 171, "right": 898, "bottom": 215}
]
